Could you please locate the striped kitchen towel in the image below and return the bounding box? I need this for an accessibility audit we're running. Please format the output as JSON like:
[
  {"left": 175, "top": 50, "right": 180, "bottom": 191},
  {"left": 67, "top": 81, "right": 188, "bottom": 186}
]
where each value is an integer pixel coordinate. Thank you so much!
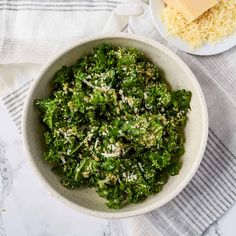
[{"left": 0, "top": 1, "right": 236, "bottom": 235}]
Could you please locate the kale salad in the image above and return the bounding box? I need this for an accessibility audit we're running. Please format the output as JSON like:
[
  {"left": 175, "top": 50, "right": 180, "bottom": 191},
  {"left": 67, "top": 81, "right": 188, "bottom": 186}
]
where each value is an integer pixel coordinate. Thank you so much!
[{"left": 36, "top": 44, "right": 191, "bottom": 209}]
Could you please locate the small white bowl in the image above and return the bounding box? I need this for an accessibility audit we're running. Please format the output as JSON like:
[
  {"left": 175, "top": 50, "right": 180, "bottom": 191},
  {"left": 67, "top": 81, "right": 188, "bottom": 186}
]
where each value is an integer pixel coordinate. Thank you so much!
[
  {"left": 150, "top": 0, "right": 236, "bottom": 55},
  {"left": 22, "top": 33, "right": 208, "bottom": 218}
]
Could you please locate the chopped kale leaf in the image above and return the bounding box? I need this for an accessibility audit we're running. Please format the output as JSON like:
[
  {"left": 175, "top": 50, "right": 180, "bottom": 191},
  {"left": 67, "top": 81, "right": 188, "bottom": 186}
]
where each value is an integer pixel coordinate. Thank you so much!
[{"left": 35, "top": 44, "right": 191, "bottom": 209}]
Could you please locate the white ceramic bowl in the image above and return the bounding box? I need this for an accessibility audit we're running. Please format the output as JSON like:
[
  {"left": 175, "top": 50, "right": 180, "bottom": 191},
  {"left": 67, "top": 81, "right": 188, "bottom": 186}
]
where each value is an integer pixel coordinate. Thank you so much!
[{"left": 22, "top": 33, "right": 208, "bottom": 218}]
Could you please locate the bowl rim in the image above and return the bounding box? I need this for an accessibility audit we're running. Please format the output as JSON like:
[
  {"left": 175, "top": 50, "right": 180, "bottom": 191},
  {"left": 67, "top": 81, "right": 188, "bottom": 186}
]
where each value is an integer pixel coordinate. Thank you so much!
[{"left": 22, "top": 33, "right": 208, "bottom": 219}]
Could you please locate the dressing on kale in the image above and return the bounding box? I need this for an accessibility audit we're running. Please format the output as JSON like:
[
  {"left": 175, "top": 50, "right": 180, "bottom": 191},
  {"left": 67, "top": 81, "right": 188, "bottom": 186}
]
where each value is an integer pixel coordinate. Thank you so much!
[{"left": 35, "top": 44, "right": 191, "bottom": 209}]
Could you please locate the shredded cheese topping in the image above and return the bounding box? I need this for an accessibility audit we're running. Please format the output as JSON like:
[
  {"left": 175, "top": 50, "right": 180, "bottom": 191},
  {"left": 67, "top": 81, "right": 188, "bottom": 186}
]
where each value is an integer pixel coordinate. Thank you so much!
[{"left": 162, "top": 0, "right": 236, "bottom": 48}]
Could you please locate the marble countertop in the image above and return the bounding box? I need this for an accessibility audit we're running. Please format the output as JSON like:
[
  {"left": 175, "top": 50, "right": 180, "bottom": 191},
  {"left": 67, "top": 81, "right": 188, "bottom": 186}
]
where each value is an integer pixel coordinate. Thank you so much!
[
  {"left": 204, "top": 203, "right": 236, "bottom": 236},
  {"left": 0, "top": 101, "right": 235, "bottom": 236}
]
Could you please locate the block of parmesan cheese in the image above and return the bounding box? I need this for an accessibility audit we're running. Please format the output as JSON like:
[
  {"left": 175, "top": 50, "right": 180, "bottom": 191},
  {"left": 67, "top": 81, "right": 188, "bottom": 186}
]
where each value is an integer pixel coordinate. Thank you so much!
[{"left": 163, "top": 0, "right": 218, "bottom": 22}]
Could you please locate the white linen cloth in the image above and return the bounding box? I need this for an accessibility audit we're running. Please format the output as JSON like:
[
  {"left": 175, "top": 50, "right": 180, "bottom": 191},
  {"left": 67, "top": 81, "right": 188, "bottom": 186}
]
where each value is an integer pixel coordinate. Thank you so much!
[{"left": 0, "top": 0, "right": 236, "bottom": 235}]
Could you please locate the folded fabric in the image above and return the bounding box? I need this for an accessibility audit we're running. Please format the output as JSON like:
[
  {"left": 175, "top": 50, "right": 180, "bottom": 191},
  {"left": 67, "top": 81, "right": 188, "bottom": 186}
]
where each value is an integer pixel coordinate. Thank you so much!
[{"left": 0, "top": 1, "right": 236, "bottom": 235}]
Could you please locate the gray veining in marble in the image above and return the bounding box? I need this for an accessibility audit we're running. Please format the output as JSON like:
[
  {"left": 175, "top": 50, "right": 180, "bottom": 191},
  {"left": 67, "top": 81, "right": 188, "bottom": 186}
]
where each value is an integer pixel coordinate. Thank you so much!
[{"left": 0, "top": 100, "right": 235, "bottom": 236}]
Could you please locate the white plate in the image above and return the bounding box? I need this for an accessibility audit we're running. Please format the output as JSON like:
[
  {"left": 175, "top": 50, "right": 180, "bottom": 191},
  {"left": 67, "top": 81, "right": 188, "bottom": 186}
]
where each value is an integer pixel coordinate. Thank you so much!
[{"left": 150, "top": 0, "right": 236, "bottom": 55}]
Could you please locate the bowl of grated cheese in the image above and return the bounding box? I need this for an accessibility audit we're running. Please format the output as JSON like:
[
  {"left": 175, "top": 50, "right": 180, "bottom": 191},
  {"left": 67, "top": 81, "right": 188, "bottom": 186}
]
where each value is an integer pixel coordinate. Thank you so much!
[{"left": 150, "top": 0, "right": 236, "bottom": 55}]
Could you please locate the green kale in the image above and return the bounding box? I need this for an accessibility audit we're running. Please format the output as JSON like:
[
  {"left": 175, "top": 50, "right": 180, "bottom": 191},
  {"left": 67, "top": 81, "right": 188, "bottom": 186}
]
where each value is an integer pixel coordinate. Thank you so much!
[{"left": 35, "top": 44, "right": 191, "bottom": 209}]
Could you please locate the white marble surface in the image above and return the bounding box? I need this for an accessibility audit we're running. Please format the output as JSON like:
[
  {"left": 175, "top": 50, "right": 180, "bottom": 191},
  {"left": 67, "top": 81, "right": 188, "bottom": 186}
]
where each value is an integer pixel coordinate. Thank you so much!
[
  {"left": 204, "top": 203, "right": 236, "bottom": 236},
  {"left": 0, "top": 101, "right": 235, "bottom": 236}
]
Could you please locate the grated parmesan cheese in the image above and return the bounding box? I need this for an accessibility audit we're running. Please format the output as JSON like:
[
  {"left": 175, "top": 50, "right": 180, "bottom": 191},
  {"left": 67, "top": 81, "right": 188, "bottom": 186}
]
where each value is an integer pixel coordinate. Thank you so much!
[
  {"left": 82, "top": 79, "right": 94, "bottom": 88},
  {"left": 161, "top": 0, "right": 236, "bottom": 48},
  {"left": 59, "top": 155, "right": 66, "bottom": 164},
  {"left": 101, "top": 152, "right": 121, "bottom": 158}
]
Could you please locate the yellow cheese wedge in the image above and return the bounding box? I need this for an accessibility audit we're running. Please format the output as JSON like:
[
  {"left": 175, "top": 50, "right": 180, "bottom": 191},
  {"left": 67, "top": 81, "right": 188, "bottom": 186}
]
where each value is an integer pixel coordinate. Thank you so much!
[{"left": 163, "top": 0, "right": 218, "bottom": 22}]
